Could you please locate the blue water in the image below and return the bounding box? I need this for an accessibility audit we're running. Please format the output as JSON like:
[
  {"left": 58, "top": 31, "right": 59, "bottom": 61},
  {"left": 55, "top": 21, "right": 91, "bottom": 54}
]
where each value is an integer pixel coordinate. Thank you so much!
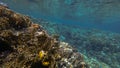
[
  {"left": 1, "top": 0, "right": 120, "bottom": 68},
  {"left": 1, "top": 0, "right": 120, "bottom": 33}
]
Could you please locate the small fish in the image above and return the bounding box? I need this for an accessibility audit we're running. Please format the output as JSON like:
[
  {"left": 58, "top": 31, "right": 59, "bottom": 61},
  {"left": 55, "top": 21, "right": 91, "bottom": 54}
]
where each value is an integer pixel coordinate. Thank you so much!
[{"left": 0, "top": 1, "right": 8, "bottom": 8}]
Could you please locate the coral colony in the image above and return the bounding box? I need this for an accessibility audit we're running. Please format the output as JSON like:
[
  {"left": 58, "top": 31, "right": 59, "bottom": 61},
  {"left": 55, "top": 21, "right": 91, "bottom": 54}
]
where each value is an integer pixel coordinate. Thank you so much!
[{"left": 0, "top": 5, "right": 88, "bottom": 68}]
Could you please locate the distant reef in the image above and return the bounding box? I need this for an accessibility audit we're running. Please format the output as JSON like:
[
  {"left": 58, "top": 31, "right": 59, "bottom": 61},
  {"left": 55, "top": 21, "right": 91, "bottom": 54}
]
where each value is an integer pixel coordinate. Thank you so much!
[
  {"left": 0, "top": 5, "right": 88, "bottom": 68},
  {"left": 37, "top": 19, "right": 120, "bottom": 68}
]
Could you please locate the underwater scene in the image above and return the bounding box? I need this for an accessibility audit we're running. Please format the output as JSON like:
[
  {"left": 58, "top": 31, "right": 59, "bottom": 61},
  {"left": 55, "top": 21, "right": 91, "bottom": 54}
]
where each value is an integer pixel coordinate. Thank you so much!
[{"left": 0, "top": 0, "right": 120, "bottom": 68}]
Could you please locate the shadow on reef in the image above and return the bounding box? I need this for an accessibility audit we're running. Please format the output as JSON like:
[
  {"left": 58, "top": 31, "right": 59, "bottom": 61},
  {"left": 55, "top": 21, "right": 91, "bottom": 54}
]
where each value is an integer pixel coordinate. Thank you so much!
[
  {"left": 31, "top": 61, "right": 48, "bottom": 68},
  {"left": 0, "top": 5, "right": 88, "bottom": 68},
  {"left": 0, "top": 39, "right": 13, "bottom": 52}
]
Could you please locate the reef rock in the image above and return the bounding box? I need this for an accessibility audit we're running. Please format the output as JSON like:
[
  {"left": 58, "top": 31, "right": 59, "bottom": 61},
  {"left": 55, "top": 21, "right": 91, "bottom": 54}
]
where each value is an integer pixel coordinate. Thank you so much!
[{"left": 0, "top": 5, "right": 88, "bottom": 68}]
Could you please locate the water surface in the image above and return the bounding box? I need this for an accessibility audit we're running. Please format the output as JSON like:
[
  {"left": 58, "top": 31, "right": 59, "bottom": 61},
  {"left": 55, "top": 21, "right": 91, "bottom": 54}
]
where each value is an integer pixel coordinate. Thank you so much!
[{"left": 1, "top": 0, "right": 120, "bottom": 33}]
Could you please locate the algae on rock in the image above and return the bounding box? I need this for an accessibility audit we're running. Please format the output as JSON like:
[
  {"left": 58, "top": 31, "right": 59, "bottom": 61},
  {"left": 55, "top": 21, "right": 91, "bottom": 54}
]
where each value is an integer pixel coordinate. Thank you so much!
[{"left": 0, "top": 5, "right": 88, "bottom": 68}]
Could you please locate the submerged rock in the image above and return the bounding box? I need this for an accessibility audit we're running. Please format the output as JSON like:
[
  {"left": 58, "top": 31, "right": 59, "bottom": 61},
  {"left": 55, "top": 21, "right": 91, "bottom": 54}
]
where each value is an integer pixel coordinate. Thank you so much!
[{"left": 0, "top": 5, "right": 88, "bottom": 68}]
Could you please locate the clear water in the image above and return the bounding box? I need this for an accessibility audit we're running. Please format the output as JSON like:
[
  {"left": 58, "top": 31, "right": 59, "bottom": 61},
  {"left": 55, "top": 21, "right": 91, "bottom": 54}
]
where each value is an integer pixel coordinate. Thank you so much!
[
  {"left": 1, "top": 0, "right": 120, "bottom": 33},
  {"left": 1, "top": 0, "right": 120, "bottom": 68}
]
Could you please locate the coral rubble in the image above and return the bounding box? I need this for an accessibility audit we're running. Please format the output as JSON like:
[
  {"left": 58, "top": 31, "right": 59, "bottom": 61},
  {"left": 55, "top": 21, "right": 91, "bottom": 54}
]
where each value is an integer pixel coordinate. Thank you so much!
[{"left": 0, "top": 5, "right": 87, "bottom": 68}]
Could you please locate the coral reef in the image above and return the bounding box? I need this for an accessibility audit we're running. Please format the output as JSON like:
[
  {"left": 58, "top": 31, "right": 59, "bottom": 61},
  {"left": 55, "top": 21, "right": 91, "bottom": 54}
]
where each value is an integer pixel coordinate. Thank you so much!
[
  {"left": 0, "top": 5, "right": 87, "bottom": 68},
  {"left": 37, "top": 19, "right": 120, "bottom": 68}
]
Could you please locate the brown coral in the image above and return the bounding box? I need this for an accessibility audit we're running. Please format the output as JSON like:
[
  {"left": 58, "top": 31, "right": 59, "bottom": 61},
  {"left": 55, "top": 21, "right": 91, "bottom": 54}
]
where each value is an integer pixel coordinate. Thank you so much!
[{"left": 0, "top": 5, "right": 88, "bottom": 68}]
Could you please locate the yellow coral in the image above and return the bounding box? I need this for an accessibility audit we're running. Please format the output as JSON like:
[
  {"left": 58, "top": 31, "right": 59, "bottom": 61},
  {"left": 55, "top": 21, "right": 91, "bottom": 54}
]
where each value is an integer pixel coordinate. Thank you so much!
[
  {"left": 39, "top": 50, "right": 46, "bottom": 60},
  {"left": 42, "top": 61, "right": 50, "bottom": 66},
  {"left": 39, "top": 50, "right": 49, "bottom": 66}
]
